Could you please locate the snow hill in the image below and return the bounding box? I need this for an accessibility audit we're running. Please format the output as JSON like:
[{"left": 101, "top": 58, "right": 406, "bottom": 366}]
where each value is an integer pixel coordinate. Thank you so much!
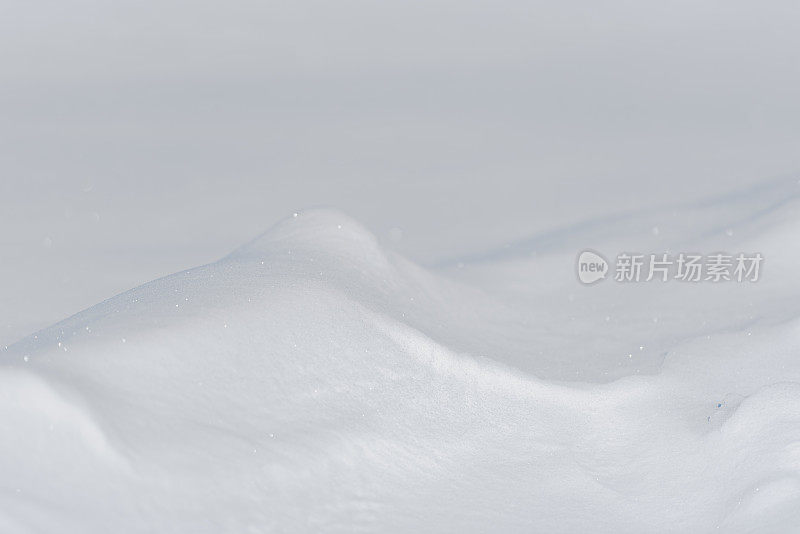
[{"left": 4, "top": 179, "right": 800, "bottom": 532}]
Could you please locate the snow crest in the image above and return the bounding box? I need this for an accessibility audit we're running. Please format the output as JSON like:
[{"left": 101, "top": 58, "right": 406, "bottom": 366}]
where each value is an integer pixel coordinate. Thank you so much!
[{"left": 4, "top": 187, "right": 800, "bottom": 532}]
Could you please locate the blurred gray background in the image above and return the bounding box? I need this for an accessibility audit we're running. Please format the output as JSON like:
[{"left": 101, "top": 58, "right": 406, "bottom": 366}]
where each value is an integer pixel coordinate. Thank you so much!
[{"left": 2, "top": 0, "right": 799, "bottom": 346}]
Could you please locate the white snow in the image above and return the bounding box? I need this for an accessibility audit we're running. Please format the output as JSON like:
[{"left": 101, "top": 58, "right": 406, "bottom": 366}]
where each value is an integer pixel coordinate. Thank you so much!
[
  {"left": 4, "top": 1, "right": 800, "bottom": 531},
  {"left": 3, "top": 179, "right": 800, "bottom": 532}
]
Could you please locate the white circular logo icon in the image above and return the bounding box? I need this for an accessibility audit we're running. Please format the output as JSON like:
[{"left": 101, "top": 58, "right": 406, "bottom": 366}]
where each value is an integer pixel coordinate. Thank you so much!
[{"left": 577, "top": 250, "right": 608, "bottom": 285}]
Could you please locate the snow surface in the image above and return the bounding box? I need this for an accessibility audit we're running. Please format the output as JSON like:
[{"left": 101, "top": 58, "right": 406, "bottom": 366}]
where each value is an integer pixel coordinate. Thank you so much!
[
  {"left": 4, "top": 178, "right": 800, "bottom": 532},
  {"left": 4, "top": 1, "right": 800, "bottom": 531}
]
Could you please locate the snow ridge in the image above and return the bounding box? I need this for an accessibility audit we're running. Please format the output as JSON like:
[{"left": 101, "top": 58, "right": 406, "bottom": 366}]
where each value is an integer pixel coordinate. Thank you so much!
[{"left": 4, "top": 187, "right": 800, "bottom": 533}]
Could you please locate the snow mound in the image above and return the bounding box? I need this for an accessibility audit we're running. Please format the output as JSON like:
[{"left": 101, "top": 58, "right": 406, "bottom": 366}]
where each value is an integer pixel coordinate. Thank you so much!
[{"left": 4, "top": 190, "right": 800, "bottom": 532}]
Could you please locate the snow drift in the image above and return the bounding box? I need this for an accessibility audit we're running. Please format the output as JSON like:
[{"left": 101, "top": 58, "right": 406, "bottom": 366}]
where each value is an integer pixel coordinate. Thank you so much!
[{"left": 4, "top": 179, "right": 800, "bottom": 532}]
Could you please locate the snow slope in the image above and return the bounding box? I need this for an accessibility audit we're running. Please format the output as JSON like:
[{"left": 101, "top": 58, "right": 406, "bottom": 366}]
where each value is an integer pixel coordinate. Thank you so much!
[{"left": 3, "top": 179, "right": 800, "bottom": 532}]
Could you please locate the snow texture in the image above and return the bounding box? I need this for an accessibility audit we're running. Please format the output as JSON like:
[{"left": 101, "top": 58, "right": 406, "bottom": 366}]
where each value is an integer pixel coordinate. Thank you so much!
[{"left": 4, "top": 178, "right": 800, "bottom": 532}]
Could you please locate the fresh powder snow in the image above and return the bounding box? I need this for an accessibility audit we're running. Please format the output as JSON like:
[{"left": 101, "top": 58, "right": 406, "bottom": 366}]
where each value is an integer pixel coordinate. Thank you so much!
[
  {"left": 3, "top": 1, "right": 800, "bottom": 532},
  {"left": 4, "top": 179, "right": 800, "bottom": 531}
]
